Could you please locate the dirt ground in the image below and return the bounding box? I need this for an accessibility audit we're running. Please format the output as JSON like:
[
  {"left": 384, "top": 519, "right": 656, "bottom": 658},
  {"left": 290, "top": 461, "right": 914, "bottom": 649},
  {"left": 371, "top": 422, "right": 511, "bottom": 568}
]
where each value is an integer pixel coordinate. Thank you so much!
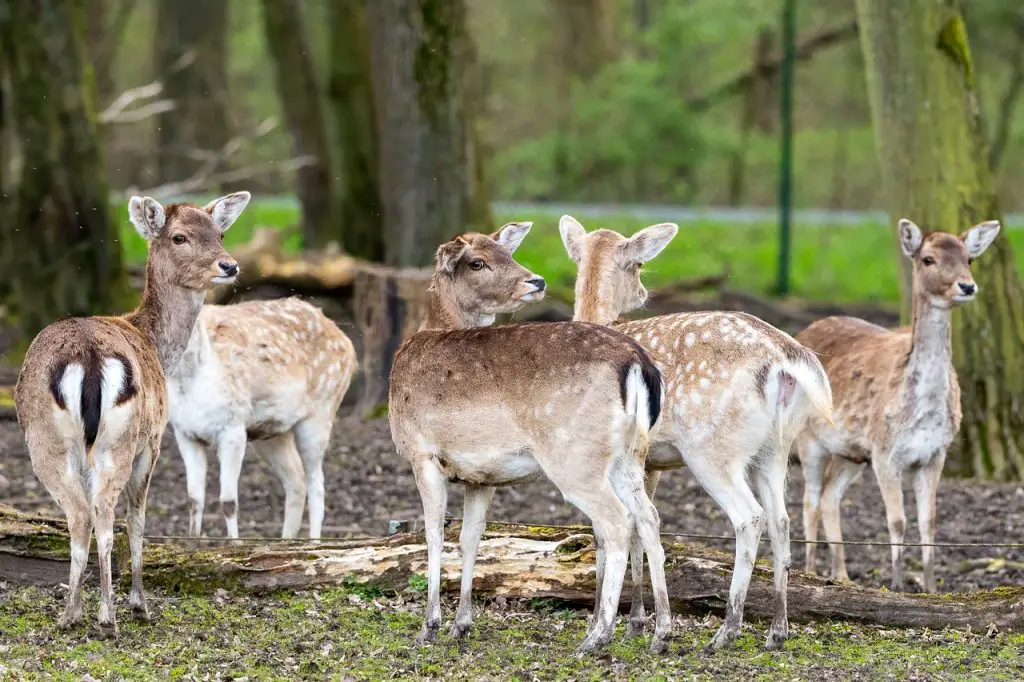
[{"left": 3, "top": 411, "right": 1024, "bottom": 595}]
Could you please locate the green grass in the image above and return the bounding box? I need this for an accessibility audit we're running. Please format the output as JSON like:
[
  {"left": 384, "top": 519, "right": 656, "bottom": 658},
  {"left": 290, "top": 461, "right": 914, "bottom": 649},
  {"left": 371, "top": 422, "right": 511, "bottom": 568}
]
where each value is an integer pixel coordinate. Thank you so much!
[
  {"left": 114, "top": 199, "right": 1024, "bottom": 306},
  {"left": 2, "top": 584, "right": 1022, "bottom": 680}
]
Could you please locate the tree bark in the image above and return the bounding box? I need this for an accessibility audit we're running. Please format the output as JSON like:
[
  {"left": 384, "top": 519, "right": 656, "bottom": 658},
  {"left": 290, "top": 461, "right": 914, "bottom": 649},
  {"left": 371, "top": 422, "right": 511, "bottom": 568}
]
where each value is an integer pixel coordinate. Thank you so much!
[
  {"left": 366, "top": 0, "right": 488, "bottom": 268},
  {"left": 327, "top": 0, "right": 384, "bottom": 262},
  {"left": 2, "top": 506, "right": 1022, "bottom": 632},
  {"left": 261, "top": 0, "right": 336, "bottom": 249},
  {"left": 0, "top": 0, "right": 127, "bottom": 343},
  {"left": 152, "top": 0, "right": 233, "bottom": 187},
  {"left": 856, "top": 0, "right": 1024, "bottom": 479}
]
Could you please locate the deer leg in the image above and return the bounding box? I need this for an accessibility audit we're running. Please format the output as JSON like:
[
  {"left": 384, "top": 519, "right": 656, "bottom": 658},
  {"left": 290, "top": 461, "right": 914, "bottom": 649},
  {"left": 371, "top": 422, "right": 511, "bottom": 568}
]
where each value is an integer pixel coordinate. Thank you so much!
[
  {"left": 753, "top": 450, "right": 791, "bottom": 651},
  {"left": 690, "top": 460, "right": 765, "bottom": 652},
  {"left": 913, "top": 452, "right": 944, "bottom": 594},
  {"left": 611, "top": 461, "right": 670, "bottom": 653},
  {"left": 450, "top": 484, "right": 495, "bottom": 639},
  {"left": 589, "top": 530, "right": 605, "bottom": 636},
  {"left": 59, "top": 495, "right": 92, "bottom": 629},
  {"left": 216, "top": 426, "right": 248, "bottom": 539},
  {"left": 293, "top": 417, "right": 332, "bottom": 540},
  {"left": 175, "top": 431, "right": 208, "bottom": 537},
  {"left": 798, "top": 438, "right": 827, "bottom": 575},
  {"left": 124, "top": 439, "right": 159, "bottom": 623},
  {"left": 820, "top": 457, "right": 867, "bottom": 582},
  {"left": 252, "top": 434, "right": 306, "bottom": 539},
  {"left": 91, "top": 488, "right": 119, "bottom": 639},
  {"left": 872, "top": 452, "right": 906, "bottom": 591},
  {"left": 626, "top": 469, "right": 662, "bottom": 639},
  {"left": 412, "top": 457, "right": 448, "bottom": 644}
]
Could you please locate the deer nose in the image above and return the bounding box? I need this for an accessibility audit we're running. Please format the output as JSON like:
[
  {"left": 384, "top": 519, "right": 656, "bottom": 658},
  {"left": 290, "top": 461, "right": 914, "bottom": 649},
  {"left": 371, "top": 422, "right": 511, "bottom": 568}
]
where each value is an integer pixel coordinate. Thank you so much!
[
  {"left": 959, "top": 282, "right": 976, "bottom": 296},
  {"left": 527, "top": 277, "right": 546, "bottom": 292},
  {"left": 219, "top": 261, "right": 239, "bottom": 277}
]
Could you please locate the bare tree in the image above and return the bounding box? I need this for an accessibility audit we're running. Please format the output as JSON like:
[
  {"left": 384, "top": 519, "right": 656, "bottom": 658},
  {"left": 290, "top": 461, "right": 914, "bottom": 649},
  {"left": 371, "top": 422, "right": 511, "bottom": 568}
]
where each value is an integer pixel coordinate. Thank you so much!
[
  {"left": 261, "top": 0, "right": 337, "bottom": 249},
  {"left": 366, "top": 0, "right": 488, "bottom": 267},
  {"left": 328, "top": 0, "right": 383, "bottom": 261},
  {"left": 0, "top": 0, "right": 128, "bottom": 342}
]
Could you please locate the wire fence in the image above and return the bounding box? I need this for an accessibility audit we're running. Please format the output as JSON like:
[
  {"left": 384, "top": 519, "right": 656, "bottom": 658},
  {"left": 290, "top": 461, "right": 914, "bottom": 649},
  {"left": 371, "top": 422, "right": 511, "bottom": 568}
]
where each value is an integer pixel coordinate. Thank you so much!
[{"left": 134, "top": 518, "right": 1024, "bottom": 551}]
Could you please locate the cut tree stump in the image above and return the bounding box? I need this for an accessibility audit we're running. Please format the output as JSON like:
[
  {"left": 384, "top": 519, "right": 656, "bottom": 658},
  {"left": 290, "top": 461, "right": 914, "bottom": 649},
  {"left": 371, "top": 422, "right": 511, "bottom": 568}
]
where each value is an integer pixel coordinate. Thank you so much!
[{"left": 2, "top": 505, "right": 1022, "bottom": 631}]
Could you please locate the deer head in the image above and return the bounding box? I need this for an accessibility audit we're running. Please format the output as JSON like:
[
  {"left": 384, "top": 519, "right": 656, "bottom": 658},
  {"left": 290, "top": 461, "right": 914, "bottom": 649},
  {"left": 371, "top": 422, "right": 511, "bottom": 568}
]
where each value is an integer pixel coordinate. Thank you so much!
[
  {"left": 129, "top": 192, "right": 249, "bottom": 291},
  {"left": 431, "top": 222, "right": 545, "bottom": 317},
  {"left": 559, "top": 215, "right": 678, "bottom": 324},
  {"left": 898, "top": 218, "right": 1000, "bottom": 309}
]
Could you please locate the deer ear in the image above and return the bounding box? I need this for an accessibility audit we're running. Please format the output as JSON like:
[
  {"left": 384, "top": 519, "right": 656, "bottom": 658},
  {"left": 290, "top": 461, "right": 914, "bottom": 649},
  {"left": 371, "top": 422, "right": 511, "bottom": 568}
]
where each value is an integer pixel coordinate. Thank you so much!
[
  {"left": 962, "top": 220, "right": 1000, "bottom": 258},
  {"left": 559, "top": 215, "right": 587, "bottom": 263},
  {"left": 204, "top": 191, "right": 251, "bottom": 233},
  {"left": 898, "top": 219, "right": 924, "bottom": 257},
  {"left": 436, "top": 237, "right": 469, "bottom": 275},
  {"left": 623, "top": 223, "right": 678, "bottom": 264},
  {"left": 492, "top": 221, "right": 532, "bottom": 253},
  {"left": 128, "top": 196, "right": 166, "bottom": 240}
]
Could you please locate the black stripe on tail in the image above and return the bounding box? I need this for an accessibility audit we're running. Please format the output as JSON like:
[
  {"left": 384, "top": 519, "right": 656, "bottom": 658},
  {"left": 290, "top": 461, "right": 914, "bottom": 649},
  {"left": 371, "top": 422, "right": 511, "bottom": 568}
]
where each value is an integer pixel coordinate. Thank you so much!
[
  {"left": 47, "top": 351, "right": 104, "bottom": 449},
  {"left": 617, "top": 343, "right": 663, "bottom": 431}
]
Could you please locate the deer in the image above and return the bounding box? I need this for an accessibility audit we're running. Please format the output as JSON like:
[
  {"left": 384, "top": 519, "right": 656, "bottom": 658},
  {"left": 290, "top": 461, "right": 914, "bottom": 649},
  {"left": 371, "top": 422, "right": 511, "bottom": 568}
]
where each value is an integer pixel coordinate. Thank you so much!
[
  {"left": 167, "top": 296, "right": 356, "bottom": 540},
  {"left": 558, "top": 215, "right": 833, "bottom": 652},
  {"left": 795, "top": 218, "right": 1000, "bottom": 594},
  {"left": 388, "top": 224, "right": 672, "bottom": 654},
  {"left": 14, "top": 192, "right": 249, "bottom": 638}
]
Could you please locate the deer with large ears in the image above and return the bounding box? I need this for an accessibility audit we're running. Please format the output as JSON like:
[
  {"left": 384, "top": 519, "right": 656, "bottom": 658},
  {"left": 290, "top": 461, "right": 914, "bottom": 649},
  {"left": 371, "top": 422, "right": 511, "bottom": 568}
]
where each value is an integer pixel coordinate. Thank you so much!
[
  {"left": 389, "top": 223, "right": 672, "bottom": 654},
  {"left": 795, "top": 218, "right": 1000, "bottom": 594},
  {"left": 559, "top": 215, "right": 833, "bottom": 652},
  {"left": 14, "top": 192, "right": 249, "bottom": 638}
]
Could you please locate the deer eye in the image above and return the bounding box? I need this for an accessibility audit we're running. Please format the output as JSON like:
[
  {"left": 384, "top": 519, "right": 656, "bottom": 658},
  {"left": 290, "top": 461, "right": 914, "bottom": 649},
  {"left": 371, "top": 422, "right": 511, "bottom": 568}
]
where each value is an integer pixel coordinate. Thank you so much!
[
  {"left": 172, "top": 234, "right": 187, "bottom": 245},
  {"left": 922, "top": 256, "right": 935, "bottom": 266},
  {"left": 968, "top": 257, "right": 974, "bottom": 265},
  {"left": 468, "top": 259, "right": 485, "bottom": 271}
]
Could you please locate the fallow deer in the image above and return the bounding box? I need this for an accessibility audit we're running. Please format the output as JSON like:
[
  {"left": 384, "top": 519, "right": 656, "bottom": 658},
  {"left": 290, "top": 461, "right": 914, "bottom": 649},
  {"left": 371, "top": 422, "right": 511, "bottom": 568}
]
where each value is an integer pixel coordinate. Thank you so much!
[
  {"left": 388, "top": 224, "right": 671, "bottom": 654},
  {"left": 559, "top": 215, "right": 833, "bottom": 651},
  {"left": 796, "top": 218, "right": 1000, "bottom": 593},
  {"left": 15, "top": 192, "right": 249, "bottom": 637},
  {"left": 168, "top": 297, "right": 356, "bottom": 539}
]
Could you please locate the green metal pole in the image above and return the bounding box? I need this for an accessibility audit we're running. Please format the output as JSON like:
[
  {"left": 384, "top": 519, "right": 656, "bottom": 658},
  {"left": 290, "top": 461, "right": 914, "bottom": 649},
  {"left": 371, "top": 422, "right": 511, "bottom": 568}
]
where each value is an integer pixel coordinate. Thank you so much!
[{"left": 776, "top": 0, "right": 796, "bottom": 296}]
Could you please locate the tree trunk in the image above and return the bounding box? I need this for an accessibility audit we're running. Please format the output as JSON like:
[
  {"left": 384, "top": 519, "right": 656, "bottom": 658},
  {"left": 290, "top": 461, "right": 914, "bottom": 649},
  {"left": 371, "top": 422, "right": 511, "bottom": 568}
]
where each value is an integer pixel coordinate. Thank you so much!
[
  {"left": 327, "top": 0, "right": 384, "bottom": 262},
  {"left": 366, "top": 0, "right": 487, "bottom": 268},
  {"left": 152, "top": 0, "right": 233, "bottom": 187},
  {"left": 352, "top": 266, "right": 432, "bottom": 415},
  {"left": 261, "top": 0, "right": 336, "bottom": 249},
  {"left": 0, "top": 0, "right": 127, "bottom": 344},
  {"left": 3, "top": 506, "right": 1022, "bottom": 632},
  {"left": 855, "top": 0, "right": 1024, "bottom": 479}
]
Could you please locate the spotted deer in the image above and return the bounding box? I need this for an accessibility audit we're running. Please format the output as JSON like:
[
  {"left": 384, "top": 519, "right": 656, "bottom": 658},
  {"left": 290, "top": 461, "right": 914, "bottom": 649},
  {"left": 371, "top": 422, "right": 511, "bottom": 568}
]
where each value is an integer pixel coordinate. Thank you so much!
[
  {"left": 559, "top": 215, "right": 833, "bottom": 651},
  {"left": 168, "top": 297, "right": 356, "bottom": 540},
  {"left": 15, "top": 192, "right": 249, "bottom": 637},
  {"left": 796, "top": 218, "right": 1000, "bottom": 593},
  {"left": 388, "top": 224, "right": 671, "bottom": 654}
]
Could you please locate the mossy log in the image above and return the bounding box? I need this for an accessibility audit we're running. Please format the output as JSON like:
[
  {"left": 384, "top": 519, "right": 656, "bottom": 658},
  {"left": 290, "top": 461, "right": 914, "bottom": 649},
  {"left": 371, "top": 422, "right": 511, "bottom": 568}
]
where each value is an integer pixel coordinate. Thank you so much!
[{"left": 2, "top": 505, "right": 1022, "bottom": 631}]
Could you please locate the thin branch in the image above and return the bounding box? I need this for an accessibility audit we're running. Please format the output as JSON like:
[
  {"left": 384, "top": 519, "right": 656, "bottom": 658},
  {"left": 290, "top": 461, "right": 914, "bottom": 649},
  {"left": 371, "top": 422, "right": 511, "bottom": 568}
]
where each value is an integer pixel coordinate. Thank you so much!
[
  {"left": 133, "top": 156, "right": 318, "bottom": 201},
  {"left": 99, "top": 81, "right": 175, "bottom": 125},
  {"left": 686, "top": 19, "right": 859, "bottom": 113}
]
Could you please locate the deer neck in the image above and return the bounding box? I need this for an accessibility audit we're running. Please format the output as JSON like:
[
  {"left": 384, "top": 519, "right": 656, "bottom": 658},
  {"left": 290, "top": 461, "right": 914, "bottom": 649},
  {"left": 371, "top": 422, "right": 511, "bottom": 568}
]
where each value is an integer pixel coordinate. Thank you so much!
[
  {"left": 419, "top": 278, "right": 495, "bottom": 331},
  {"left": 572, "top": 273, "right": 618, "bottom": 325},
  {"left": 904, "top": 292, "right": 954, "bottom": 400},
  {"left": 172, "top": 312, "right": 215, "bottom": 380},
  {"left": 126, "top": 259, "right": 207, "bottom": 373}
]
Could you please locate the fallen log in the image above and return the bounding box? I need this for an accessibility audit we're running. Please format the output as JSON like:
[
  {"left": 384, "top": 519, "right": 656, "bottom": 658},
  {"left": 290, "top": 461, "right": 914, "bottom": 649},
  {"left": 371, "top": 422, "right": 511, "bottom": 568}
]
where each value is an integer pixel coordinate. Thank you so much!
[{"left": 2, "top": 505, "right": 1022, "bottom": 632}]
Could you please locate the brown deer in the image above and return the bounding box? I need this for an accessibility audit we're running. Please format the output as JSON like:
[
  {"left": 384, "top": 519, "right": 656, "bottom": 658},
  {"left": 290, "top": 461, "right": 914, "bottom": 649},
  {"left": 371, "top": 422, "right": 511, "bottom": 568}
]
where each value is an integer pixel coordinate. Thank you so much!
[
  {"left": 559, "top": 215, "right": 833, "bottom": 652},
  {"left": 167, "top": 297, "right": 356, "bottom": 540},
  {"left": 796, "top": 218, "right": 1000, "bottom": 593},
  {"left": 388, "top": 224, "right": 671, "bottom": 654},
  {"left": 15, "top": 192, "right": 249, "bottom": 637}
]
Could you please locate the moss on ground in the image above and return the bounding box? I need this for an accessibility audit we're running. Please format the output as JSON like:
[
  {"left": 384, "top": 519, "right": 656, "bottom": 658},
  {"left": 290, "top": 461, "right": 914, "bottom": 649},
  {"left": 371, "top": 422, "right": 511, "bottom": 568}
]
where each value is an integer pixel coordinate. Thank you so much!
[{"left": 2, "top": 583, "right": 1023, "bottom": 680}]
